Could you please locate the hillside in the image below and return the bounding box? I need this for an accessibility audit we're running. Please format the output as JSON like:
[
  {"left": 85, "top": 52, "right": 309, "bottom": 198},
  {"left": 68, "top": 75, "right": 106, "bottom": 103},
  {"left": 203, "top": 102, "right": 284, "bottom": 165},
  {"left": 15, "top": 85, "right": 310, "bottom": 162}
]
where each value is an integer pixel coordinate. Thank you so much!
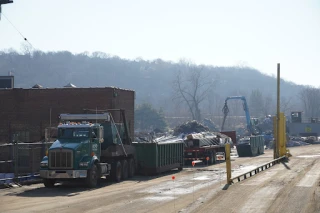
[{"left": 0, "top": 50, "right": 305, "bottom": 120}]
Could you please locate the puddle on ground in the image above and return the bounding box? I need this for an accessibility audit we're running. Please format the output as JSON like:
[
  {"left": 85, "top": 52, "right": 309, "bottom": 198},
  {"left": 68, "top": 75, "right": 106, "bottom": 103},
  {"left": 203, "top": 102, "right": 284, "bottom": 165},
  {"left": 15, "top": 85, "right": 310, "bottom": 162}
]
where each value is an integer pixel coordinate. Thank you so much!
[
  {"left": 296, "top": 155, "right": 320, "bottom": 158},
  {"left": 138, "top": 170, "right": 226, "bottom": 202},
  {"left": 143, "top": 196, "right": 174, "bottom": 201},
  {"left": 193, "top": 176, "right": 210, "bottom": 180}
]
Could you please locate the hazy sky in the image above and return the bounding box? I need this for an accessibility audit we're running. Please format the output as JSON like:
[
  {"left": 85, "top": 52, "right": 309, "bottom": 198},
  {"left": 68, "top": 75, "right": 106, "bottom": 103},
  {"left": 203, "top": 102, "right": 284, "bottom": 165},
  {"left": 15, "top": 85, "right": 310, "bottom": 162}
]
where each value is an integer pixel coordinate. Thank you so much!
[{"left": 0, "top": 0, "right": 319, "bottom": 86}]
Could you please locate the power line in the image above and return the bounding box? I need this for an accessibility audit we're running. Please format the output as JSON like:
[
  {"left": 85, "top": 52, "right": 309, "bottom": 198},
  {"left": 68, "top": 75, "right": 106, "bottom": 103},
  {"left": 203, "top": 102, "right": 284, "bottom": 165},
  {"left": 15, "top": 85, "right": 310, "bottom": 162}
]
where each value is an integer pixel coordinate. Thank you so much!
[{"left": 1, "top": 12, "right": 35, "bottom": 49}]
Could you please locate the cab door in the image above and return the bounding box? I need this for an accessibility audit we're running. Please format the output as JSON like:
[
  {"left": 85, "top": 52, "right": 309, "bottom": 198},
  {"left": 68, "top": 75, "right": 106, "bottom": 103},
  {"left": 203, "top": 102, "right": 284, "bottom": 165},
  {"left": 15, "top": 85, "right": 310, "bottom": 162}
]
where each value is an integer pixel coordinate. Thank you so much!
[{"left": 91, "top": 127, "right": 101, "bottom": 159}]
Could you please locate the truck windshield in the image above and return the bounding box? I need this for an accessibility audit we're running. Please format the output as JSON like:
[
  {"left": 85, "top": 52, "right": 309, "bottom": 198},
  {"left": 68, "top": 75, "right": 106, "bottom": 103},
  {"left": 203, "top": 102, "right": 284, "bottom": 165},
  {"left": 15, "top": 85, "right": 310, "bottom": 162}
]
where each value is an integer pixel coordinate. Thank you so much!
[{"left": 58, "top": 128, "right": 90, "bottom": 139}]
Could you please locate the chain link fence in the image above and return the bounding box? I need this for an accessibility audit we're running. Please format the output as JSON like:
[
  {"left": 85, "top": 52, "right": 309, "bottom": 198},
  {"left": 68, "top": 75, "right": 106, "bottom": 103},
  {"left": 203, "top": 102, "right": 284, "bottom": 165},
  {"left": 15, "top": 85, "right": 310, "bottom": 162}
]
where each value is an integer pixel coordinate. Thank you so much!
[{"left": 0, "top": 141, "right": 53, "bottom": 185}]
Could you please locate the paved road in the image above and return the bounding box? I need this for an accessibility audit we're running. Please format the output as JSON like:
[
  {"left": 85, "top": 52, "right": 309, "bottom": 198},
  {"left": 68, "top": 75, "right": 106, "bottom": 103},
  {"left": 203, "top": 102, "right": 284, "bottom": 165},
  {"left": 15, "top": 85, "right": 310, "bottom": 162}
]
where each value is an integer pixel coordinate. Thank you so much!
[{"left": 1, "top": 145, "right": 319, "bottom": 213}]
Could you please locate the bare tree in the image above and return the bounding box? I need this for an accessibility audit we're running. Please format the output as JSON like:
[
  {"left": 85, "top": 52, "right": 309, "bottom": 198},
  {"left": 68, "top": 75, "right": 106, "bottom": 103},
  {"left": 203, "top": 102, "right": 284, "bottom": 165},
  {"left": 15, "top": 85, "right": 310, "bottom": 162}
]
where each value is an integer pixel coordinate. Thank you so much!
[
  {"left": 91, "top": 51, "right": 110, "bottom": 58},
  {"left": 249, "top": 89, "right": 264, "bottom": 117},
  {"left": 280, "top": 96, "right": 294, "bottom": 116},
  {"left": 262, "top": 94, "right": 273, "bottom": 116},
  {"left": 20, "top": 43, "right": 33, "bottom": 57},
  {"left": 172, "top": 61, "right": 217, "bottom": 121},
  {"left": 299, "top": 87, "right": 320, "bottom": 118}
]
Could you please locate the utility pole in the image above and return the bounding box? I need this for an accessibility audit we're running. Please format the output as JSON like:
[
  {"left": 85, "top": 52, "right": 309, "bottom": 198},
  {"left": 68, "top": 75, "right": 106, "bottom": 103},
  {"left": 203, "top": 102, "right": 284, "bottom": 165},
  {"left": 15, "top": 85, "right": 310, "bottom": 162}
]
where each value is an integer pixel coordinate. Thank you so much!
[
  {"left": 275, "top": 63, "right": 280, "bottom": 159},
  {"left": 0, "top": 0, "right": 13, "bottom": 20}
]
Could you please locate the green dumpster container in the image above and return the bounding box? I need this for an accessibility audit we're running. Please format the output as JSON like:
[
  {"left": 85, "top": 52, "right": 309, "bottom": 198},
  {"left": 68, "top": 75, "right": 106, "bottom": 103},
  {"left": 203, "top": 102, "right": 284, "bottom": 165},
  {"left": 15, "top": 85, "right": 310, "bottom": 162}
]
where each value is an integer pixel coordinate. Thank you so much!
[
  {"left": 237, "top": 135, "right": 265, "bottom": 157},
  {"left": 133, "top": 140, "right": 184, "bottom": 175}
]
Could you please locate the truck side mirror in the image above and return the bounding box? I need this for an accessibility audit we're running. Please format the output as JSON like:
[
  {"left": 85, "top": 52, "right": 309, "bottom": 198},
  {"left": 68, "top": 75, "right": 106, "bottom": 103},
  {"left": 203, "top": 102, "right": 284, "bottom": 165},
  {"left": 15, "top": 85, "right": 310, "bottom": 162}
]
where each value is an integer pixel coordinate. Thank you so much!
[{"left": 99, "top": 126, "right": 104, "bottom": 143}]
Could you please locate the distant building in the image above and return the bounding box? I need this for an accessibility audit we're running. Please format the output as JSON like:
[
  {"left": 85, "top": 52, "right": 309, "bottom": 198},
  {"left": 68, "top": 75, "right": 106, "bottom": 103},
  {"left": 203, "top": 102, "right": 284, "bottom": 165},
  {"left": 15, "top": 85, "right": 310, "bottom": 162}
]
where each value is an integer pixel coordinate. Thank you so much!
[
  {"left": 288, "top": 111, "right": 320, "bottom": 137},
  {"left": 0, "top": 86, "right": 135, "bottom": 144},
  {"left": 0, "top": 76, "right": 14, "bottom": 89}
]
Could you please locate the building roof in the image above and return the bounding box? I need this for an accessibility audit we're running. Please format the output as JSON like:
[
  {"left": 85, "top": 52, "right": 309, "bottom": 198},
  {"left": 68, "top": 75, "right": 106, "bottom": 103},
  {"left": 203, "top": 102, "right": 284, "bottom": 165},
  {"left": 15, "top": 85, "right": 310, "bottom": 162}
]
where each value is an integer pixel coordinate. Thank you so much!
[
  {"left": 32, "top": 84, "right": 43, "bottom": 89},
  {"left": 64, "top": 83, "right": 77, "bottom": 88}
]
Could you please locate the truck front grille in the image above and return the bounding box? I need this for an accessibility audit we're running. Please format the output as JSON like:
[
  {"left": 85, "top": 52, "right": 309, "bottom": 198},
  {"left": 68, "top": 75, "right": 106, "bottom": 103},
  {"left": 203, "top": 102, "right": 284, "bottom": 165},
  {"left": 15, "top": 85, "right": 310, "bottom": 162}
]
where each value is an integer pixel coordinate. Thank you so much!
[{"left": 49, "top": 149, "right": 73, "bottom": 169}]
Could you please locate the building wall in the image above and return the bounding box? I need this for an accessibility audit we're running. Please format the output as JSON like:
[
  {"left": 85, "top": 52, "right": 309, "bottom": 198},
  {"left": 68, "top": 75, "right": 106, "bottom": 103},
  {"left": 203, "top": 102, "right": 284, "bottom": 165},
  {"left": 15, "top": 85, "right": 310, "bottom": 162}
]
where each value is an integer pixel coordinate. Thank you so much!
[
  {"left": 288, "top": 123, "right": 320, "bottom": 137},
  {"left": 0, "top": 87, "right": 135, "bottom": 144}
]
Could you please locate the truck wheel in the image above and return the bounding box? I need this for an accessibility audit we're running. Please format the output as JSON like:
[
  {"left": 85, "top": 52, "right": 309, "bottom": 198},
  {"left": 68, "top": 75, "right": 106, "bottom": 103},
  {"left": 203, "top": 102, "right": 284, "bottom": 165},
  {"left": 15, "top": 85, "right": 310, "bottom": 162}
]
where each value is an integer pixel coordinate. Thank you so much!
[
  {"left": 43, "top": 179, "right": 56, "bottom": 188},
  {"left": 209, "top": 152, "right": 215, "bottom": 165},
  {"left": 122, "top": 160, "right": 128, "bottom": 180},
  {"left": 128, "top": 158, "right": 135, "bottom": 178},
  {"left": 112, "top": 161, "right": 122, "bottom": 182},
  {"left": 185, "top": 160, "right": 191, "bottom": 166},
  {"left": 86, "top": 164, "right": 98, "bottom": 188}
]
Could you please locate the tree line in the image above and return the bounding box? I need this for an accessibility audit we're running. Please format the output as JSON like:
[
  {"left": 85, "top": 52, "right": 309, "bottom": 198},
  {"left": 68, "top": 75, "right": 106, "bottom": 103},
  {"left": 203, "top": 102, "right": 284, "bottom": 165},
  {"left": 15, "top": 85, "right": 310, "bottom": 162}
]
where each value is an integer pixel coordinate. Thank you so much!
[{"left": 0, "top": 48, "right": 317, "bottom": 131}]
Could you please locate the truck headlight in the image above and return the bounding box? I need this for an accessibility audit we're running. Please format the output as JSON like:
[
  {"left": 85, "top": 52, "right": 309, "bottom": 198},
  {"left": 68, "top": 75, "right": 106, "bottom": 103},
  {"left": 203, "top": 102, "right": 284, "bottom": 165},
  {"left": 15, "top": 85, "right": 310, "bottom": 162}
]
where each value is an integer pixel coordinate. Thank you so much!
[
  {"left": 79, "top": 162, "right": 89, "bottom": 167},
  {"left": 40, "top": 162, "right": 48, "bottom": 167}
]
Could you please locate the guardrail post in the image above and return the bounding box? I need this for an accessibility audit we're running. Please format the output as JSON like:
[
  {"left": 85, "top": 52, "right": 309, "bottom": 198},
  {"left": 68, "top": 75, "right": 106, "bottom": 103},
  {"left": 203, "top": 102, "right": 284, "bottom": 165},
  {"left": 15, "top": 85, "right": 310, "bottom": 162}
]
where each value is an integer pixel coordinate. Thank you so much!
[
  {"left": 225, "top": 143, "right": 232, "bottom": 185},
  {"left": 13, "top": 135, "right": 18, "bottom": 182}
]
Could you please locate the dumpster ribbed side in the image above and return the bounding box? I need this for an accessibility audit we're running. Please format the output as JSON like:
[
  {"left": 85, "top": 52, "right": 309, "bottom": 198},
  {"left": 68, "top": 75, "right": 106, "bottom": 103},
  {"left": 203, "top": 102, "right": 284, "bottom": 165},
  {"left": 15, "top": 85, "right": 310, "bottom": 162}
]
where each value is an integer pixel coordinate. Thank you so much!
[
  {"left": 133, "top": 141, "right": 184, "bottom": 175},
  {"left": 237, "top": 135, "right": 265, "bottom": 157}
]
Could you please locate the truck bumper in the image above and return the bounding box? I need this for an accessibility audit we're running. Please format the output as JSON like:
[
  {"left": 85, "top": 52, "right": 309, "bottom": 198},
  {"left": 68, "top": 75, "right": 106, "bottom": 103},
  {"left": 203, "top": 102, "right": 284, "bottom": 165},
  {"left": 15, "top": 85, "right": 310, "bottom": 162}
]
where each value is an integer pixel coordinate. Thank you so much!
[{"left": 40, "top": 170, "right": 87, "bottom": 179}]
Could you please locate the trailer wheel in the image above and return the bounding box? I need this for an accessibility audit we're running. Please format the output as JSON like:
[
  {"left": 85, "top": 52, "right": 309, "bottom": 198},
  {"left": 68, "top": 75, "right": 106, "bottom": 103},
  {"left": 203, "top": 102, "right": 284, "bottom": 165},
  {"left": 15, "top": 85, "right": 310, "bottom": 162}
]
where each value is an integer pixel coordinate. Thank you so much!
[
  {"left": 86, "top": 164, "right": 98, "bottom": 188},
  {"left": 209, "top": 152, "right": 215, "bottom": 165},
  {"left": 43, "top": 179, "right": 56, "bottom": 188},
  {"left": 184, "top": 160, "right": 191, "bottom": 166},
  {"left": 128, "top": 158, "right": 135, "bottom": 178},
  {"left": 122, "top": 160, "right": 128, "bottom": 180},
  {"left": 112, "top": 161, "right": 122, "bottom": 182}
]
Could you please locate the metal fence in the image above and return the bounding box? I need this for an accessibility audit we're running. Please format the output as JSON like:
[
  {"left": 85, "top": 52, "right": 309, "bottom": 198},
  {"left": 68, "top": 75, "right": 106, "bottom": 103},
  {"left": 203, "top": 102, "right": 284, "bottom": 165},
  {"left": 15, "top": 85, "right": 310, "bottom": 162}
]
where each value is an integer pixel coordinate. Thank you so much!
[{"left": 0, "top": 141, "right": 53, "bottom": 185}]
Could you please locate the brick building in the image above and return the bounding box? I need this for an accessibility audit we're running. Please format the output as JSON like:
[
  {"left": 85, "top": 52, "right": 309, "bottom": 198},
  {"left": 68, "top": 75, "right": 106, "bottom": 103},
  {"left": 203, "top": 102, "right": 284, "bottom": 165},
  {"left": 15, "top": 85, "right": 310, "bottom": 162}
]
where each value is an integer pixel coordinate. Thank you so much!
[{"left": 0, "top": 87, "right": 135, "bottom": 144}]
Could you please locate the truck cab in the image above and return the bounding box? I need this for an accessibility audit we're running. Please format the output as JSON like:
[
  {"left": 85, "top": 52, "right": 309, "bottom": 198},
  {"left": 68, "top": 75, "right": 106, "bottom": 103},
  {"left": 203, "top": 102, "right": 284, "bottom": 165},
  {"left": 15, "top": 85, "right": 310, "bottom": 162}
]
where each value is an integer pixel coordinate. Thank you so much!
[{"left": 40, "top": 113, "right": 110, "bottom": 188}]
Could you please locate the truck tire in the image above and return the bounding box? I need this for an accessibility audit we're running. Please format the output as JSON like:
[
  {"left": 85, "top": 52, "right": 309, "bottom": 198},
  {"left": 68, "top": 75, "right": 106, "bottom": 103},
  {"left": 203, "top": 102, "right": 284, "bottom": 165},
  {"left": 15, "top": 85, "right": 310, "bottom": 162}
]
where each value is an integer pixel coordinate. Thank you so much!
[
  {"left": 43, "top": 179, "right": 56, "bottom": 188},
  {"left": 121, "top": 160, "right": 128, "bottom": 180},
  {"left": 112, "top": 161, "right": 122, "bottom": 182},
  {"left": 184, "top": 160, "right": 191, "bottom": 166},
  {"left": 128, "top": 158, "right": 135, "bottom": 178},
  {"left": 86, "top": 164, "right": 98, "bottom": 188},
  {"left": 209, "top": 151, "right": 215, "bottom": 165}
]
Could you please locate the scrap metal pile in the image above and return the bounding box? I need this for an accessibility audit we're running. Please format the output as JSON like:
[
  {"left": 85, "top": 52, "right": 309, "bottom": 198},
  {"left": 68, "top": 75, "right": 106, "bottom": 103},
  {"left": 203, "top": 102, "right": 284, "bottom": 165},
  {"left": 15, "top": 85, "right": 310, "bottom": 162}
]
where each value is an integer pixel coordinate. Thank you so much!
[
  {"left": 173, "top": 120, "right": 209, "bottom": 136},
  {"left": 183, "top": 132, "right": 232, "bottom": 148},
  {"left": 134, "top": 120, "right": 233, "bottom": 148}
]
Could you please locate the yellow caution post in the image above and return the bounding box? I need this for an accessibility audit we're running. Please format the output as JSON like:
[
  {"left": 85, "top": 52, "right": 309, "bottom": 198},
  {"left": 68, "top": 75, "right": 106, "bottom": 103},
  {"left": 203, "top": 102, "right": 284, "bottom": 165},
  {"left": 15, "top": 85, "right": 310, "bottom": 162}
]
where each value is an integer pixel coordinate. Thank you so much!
[
  {"left": 225, "top": 143, "right": 232, "bottom": 185},
  {"left": 273, "top": 112, "right": 289, "bottom": 158},
  {"left": 274, "top": 63, "right": 291, "bottom": 159}
]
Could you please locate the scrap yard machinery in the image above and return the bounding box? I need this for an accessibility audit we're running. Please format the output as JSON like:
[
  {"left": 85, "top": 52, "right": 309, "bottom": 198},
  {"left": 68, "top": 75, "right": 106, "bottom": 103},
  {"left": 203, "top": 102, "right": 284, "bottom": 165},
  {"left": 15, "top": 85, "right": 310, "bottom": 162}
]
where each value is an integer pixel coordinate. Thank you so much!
[
  {"left": 221, "top": 96, "right": 260, "bottom": 136},
  {"left": 40, "top": 110, "right": 136, "bottom": 188}
]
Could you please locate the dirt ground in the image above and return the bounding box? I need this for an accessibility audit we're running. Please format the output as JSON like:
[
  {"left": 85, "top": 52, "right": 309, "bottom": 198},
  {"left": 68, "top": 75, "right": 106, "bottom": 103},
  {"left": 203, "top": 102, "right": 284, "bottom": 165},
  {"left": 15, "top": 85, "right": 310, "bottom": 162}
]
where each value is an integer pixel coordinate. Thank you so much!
[{"left": 1, "top": 145, "right": 320, "bottom": 213}]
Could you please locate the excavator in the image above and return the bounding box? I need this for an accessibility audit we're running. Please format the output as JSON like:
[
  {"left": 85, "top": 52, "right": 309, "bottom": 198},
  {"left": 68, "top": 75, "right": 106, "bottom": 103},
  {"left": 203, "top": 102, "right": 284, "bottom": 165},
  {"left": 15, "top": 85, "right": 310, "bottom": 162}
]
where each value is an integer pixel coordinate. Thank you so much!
[{"left": 221, "top": 96, "right": 260, "bottom": 136}]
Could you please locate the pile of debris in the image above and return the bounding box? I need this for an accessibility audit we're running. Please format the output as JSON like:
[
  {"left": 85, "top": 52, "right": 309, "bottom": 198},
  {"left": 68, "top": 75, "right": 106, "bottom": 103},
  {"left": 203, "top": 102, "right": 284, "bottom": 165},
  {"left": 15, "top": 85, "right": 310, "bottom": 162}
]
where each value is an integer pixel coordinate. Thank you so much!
[
  {"left": 173, "top": 120, "right": 209, "bottom": 136},
  {"left": 184, "top": 132, "right": 233, "bottom": 147},
  {"left": 135, "top": 120, "right": 233, "bottom": 146},
  {"left": 286, "top": 140, "right": 311, "bottom": 147},
  {"left": 268, "top": 136, "right": 314, "bottom": 149},
  {"left": 286, "top": 136, "right": 320, "bottom": 146},
  {"left": 202, "top": 118, "right": 219, "bottom": 132}
]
